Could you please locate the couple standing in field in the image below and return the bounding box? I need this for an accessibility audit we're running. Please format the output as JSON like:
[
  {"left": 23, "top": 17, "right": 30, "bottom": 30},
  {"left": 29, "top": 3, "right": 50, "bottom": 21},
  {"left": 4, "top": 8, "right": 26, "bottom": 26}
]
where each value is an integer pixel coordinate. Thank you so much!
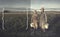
[{"left": 30, "top": 7, "right": 49, "bottom": 32}]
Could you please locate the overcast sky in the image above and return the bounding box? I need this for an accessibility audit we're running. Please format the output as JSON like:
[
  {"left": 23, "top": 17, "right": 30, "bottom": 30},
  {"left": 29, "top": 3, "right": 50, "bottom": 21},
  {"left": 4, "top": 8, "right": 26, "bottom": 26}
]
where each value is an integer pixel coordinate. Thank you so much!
[
  {"left": 0, "top": 0, "right": 60, "bottom": 9},
  {"left": 31, "top": 0, "right": 60, "bottom": 9},
  {"left": 0, "top": 0, "right": 31, "bottom": 8}
]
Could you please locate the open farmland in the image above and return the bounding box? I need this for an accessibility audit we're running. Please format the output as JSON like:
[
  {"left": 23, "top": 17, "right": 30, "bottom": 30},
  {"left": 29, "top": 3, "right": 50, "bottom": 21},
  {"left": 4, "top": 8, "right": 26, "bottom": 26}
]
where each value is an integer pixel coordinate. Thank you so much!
[{"left": 0, "top": 11, "right": 60, "bottom": 37}]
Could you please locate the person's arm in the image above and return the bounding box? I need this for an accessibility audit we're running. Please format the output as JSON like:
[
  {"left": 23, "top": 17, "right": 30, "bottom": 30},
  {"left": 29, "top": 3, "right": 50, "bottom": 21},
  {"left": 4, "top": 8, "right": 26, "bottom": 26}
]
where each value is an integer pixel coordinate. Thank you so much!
[
  {"left": 45, "top": 13, "right": 47, "bottom": 23},
  {"left": 31, "top": 17, "right": 32, "bottom": 23}
]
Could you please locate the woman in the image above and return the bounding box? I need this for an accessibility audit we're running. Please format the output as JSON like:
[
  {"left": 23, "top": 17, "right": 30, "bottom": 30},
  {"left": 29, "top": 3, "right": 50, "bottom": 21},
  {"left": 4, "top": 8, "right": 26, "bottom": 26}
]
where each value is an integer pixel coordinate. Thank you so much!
[
  {"left": 30, "top": 10, "right": 38, "bottom": 35},
  {"left": 30, "top": 10, "right": 38, "bottom": 29}
]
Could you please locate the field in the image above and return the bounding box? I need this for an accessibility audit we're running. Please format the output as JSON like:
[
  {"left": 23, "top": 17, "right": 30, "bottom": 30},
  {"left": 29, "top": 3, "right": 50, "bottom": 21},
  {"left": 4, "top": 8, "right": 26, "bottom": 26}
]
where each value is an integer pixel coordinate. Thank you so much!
[
  {"left": 0, "top": 11, "right": 60, "bottom": 37},
  {"left": 0, "top": 13, "right": 2, "bottom": 30}
]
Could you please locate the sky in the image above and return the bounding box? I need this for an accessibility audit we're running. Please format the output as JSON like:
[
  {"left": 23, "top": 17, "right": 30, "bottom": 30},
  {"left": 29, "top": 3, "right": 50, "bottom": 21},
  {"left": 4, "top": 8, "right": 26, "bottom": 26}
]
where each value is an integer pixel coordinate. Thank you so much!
[
  {"left": 0, "top": 0, "right": 60, "bottom": 9},
  {"left": 0, "top": 0, "right": 31, "bottom": 8},
  {"left": 31, "top": 0, "right": 60, "bottom": 9}
]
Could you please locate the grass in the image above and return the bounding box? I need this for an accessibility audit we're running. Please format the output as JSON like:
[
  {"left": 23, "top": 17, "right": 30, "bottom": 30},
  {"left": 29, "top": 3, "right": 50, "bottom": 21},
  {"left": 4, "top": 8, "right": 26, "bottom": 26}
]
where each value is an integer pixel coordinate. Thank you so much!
[{"left": 0, "top": 11, "right": 60, "bottom": 37}]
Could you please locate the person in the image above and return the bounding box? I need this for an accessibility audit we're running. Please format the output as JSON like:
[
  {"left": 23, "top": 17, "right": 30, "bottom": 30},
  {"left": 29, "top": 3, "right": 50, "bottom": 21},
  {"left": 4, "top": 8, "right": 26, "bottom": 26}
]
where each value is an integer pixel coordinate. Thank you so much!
[
  {"left": 30, "top": 10, "right": 38, "bottom": 35},
  {"left": 30, "top": 10, "right": 38, "bottom": 29},
  {"left": 39, "top": 7, "right": 49, "bottom": 32}
]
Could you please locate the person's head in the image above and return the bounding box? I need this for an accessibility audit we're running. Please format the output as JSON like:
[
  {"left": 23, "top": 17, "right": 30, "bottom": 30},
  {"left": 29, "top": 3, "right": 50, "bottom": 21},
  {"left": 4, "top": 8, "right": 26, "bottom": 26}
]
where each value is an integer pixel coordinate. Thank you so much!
[
  {"left": 40, "top": 7, "right": 44, "bottom": 12},
  {"left": 33, "top": 10, "right": 37, "bottom": 14}
]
